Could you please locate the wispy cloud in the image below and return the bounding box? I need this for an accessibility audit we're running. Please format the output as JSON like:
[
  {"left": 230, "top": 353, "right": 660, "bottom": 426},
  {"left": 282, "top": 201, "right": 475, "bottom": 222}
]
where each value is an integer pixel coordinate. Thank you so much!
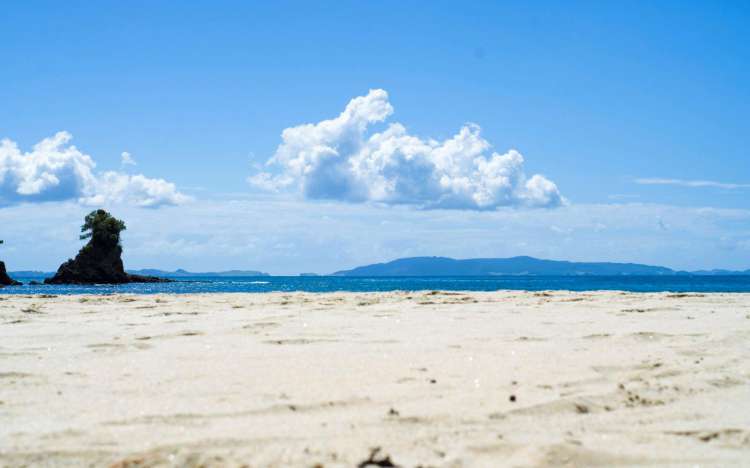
[
  {"left": 608, "top": 194, "right": 640, "bottom": 200},
  {"left": 635, "top": 178, "right": 750, "bottom": 190},
  {"left": 250, "top": 89, "right": 564, "bottom": 210},
  {"left": 121, "top": 151, "right": 137, "bottom": 166}
]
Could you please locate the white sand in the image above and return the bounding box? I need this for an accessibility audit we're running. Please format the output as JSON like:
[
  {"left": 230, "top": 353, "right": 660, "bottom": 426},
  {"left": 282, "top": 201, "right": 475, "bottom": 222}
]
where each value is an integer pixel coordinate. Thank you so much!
[{"left": 1, "top": 291, "right": 749, "bottom": 467}]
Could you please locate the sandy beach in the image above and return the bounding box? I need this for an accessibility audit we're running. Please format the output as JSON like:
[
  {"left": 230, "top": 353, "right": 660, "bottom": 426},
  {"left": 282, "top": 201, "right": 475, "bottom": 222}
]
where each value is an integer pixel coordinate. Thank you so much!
[{"left": 1, "top": 291, "right": 749, "bottom": 467}]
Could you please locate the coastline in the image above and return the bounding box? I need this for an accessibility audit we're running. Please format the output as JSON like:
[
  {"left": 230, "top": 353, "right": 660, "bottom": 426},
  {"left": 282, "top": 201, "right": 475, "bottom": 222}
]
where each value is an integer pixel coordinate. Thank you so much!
[
  {"left": 1, "top": 291, "right": 749, "bottom": 466},
  {"left": 2, "top": 273, "right": 750, "bottom": 296}
]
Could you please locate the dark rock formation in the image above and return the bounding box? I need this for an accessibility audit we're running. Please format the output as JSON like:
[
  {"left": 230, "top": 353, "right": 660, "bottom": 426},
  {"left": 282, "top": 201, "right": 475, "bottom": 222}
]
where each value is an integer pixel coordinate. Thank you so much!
[
  {"left": 44, "top": 209, "right": 170, "bottom": 285},
  {"left": 44, "top": 249, "right": 169, "bottom": 285},
  {"left": 0, "top": 261, "right": 22, "bottom": 286}
]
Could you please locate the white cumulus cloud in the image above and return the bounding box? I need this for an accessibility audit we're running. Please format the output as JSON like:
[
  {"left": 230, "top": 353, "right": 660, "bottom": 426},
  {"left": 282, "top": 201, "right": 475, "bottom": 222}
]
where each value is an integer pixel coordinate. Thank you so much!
[
  {"left": 0, "top": 131, "right": 188, "bottom": 208},
  {"left": 250, "top": 89, "right": 564, "bottom": 210}
]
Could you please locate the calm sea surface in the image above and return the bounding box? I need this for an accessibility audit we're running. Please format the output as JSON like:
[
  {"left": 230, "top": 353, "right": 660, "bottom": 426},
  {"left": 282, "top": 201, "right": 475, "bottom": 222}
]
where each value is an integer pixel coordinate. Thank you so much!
[{"left": 1, "top": 275, "right": 750, "bottom": 295}]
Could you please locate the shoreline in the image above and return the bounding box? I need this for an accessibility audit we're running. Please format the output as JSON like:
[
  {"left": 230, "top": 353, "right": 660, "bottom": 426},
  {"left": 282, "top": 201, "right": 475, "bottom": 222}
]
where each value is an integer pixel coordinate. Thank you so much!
[
  {"left": 2, "top": 291, "right": 749, "bottom": 466},
  {"left": 3, "top": 288, "right": 750, "bottom": 297}
]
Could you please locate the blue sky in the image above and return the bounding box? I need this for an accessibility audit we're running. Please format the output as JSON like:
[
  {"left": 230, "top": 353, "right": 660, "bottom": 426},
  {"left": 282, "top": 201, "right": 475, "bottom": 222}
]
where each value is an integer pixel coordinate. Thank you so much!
[{"left": 1, "top": 1, "right": 749, "bottom": 273}]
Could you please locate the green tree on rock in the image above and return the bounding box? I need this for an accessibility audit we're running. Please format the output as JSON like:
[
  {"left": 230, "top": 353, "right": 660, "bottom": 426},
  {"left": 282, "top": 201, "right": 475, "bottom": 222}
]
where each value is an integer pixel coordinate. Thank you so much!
[{"left": 79, "top": 209, "right": 127, "bottom": 247}]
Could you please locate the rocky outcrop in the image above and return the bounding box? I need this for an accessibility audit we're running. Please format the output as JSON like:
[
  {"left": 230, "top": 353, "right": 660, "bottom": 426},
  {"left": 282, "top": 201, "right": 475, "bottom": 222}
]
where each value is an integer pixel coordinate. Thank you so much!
[
  {"left": 0, "top": 261, "right": 21, "bottom": 286},
  {"left": 44, "top": 209, "right": 170, "bottom": 285},
  {"left": 44, "top": 246, "right": 168, "bottom": 285}
]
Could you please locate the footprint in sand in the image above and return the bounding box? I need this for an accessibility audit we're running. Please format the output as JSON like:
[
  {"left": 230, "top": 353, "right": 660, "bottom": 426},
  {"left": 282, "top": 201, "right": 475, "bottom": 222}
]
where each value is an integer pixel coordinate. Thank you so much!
[
  {"left": 0, "top": 371, "right": 34, "bottom": 379},
  {"left": 582, "top": 333, "right": 611, "bottom": 339},
  {"left": 666, "top": 428, "right": 750, "bottom": 447},
  {"left": 263, "top": 338, "right": 339, "bottom": 345},
  {"left": 242, "top": 321, "right": 280, "bottom": 330},
  {"left": 134, "top": 331, "right": 203, "bottom": 342},
  {"left": 627, "top": 331, "right": 674, "bottom": 341},
  {"left": 87, "top": 343, "right": 127, "bottom": 349}
]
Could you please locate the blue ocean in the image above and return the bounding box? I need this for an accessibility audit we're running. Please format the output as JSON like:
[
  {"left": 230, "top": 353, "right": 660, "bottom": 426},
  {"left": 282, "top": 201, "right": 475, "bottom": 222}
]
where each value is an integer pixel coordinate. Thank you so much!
[{"left": 1, "top": 275, "right": 750, "bottom": 295}]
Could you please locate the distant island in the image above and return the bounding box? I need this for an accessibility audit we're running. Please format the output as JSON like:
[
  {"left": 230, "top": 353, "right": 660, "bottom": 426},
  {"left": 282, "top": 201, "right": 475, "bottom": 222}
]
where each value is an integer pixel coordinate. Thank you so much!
[
  {"left": 4, "top": 271, "right": 51, "bottom": 279},
  {"left": 127, "top": 269, "right": 270, "bottom": 277},
  {"left": 332, "top": 256, "right": 750, "bottom": 277}
]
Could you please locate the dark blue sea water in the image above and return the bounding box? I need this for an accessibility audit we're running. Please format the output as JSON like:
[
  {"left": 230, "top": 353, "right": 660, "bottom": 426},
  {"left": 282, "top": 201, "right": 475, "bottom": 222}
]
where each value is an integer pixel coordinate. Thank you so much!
[{"left": 1, "top": 275, "right": 750, "bottom": 294}]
